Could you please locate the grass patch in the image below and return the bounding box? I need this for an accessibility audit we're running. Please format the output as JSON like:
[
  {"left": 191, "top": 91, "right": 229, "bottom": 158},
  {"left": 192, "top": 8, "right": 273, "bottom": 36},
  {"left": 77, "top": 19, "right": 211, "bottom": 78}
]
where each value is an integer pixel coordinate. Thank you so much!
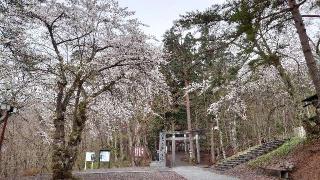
[{"left": 248, "top": 137, "right": 304, "bottom": 167}]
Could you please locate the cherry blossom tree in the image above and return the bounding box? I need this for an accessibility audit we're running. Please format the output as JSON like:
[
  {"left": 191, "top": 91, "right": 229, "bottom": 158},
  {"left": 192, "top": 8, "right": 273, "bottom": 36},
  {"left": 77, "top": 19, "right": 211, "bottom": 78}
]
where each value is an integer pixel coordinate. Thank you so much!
[{"left": 2, "top": 0, "right": 166, "bottom": 178}]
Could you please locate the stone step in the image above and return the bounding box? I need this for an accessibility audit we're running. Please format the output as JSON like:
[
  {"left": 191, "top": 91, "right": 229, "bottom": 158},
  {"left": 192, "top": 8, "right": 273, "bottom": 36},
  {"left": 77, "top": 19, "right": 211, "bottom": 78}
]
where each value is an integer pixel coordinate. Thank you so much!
[
  {"left": 263, "top": 140, "right": 283, "bottom": 146},
  {"left": 242, "top": 153, "right": 259, "bottom": 157},
  {"left": 217, "top": 164, "right": 236, "bottom": 169},
  {"left": 235, "top": 156, "right": 255, "bottom": 161},
  {"left": 218, "top": 157, "right": 249, "bottom": 164},
  {"left": 220, "top": 161, "right": 241, "bottom": 165},
  {"left": 218, "top": 164, "right": 238, "bottom": 168},
  {"left": 224, "top": 162, "right": 240, "bottom": 166},
  {"left": 217, "top": 163, "right": 236, "bottom": 166},
  {"left": 216, "top": 167, "right": 228, "bottom": 171},
  {"left": 251, "top": 149, "right": 269, "bottom": 153},
  {"left": 263, "top": 145, "right": 279, "bottom": 149},
  {"left": 224, "top": 162, "right": 242, "bottom": 166},
  {"left": 239, "top": 154, "right": 256, "bottom": 158},
  {"left": 216, "top": 165, "right": 231, "bottom": 169},
  {"left": 250, "top": 150, "right": 268, "bottom": 154},
  {"left": 256, "top": 144, "right": 279, "bottom": 149},
  {"left": 229, "top": 159, "right": 247, "bottom": 163},
  {"left": 247, "top": 152, "right": 264, "bottom": 156}
]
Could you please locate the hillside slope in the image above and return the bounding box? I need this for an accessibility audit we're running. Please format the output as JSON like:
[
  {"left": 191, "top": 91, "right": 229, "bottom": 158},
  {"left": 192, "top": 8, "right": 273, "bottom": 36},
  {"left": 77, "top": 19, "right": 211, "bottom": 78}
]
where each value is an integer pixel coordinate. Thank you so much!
[
  {"left": 223, "top": 138, "right": 320, "bottom": 179},
  {"left": 287, "top": 139, "right": 320, "bottom": 180}
]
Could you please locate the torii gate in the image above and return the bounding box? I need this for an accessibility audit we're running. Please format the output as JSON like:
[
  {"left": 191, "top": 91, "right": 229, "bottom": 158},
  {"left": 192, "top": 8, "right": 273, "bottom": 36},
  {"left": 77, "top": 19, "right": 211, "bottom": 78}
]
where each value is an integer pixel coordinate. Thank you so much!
[{"left": 158, "top": 129, "right": 203, "bottom": 167}]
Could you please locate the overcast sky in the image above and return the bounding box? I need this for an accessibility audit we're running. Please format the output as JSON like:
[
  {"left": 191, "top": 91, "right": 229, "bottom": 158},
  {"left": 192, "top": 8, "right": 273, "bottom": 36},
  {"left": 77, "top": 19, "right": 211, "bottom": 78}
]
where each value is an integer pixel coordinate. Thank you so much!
[{"left": 117, "top": 0, "right": 226, "bottom": 42}]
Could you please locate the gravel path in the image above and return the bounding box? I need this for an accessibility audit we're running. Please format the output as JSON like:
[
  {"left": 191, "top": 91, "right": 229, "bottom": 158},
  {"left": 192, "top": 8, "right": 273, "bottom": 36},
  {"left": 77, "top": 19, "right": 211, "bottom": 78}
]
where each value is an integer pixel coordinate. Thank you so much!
[
  {"left": 11, "top": 166, "right": 239, "bottom": 180},
  {"left": 172, "top": 166, "right": 238, "bottom": 180},
  {"left": 15, "top": 167, "right": 186, "bottom": 180},
  {"left": 73, "top": 171, "right": 185, "bottom": 180}
]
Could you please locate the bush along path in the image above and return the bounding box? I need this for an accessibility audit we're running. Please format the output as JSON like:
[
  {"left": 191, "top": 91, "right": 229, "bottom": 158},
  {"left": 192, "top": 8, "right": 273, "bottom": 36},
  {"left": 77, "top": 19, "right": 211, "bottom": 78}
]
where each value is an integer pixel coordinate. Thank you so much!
[{"left": 215, "top": 139, "right": 288, "bottom": 171}]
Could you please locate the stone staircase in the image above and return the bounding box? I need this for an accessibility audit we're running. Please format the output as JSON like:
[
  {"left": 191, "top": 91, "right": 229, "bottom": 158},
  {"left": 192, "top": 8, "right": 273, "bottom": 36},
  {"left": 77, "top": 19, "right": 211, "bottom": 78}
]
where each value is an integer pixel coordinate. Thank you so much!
[{"left": 215, "top": 139, "right": 288, "bottom": 171}]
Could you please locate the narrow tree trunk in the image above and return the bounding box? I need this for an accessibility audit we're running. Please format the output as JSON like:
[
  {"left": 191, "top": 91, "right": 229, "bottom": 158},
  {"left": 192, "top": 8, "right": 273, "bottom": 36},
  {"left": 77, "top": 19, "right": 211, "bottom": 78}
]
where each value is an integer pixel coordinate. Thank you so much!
[
  {"left": 0, "top": 111, "right": 9, "bottom": 156},
  {"left": 126, "top": 121, "right": 134, "bottom": 166},
  {"left": 135, "top": 120, "right": 141, "bottom": 146},
  {"left": 143, "top": 132, "right": 149, "bottom": 161},
  {"left": 119, "top": 129, "right": 124, "bottom": 161},
  {"left": 283, "top": 99, "right": 288, "bottom": 137},
  {"left": 107, "top": 135, "right": 111, "bottom": 147},
  {"left": 171, "top": 121, "right": 175, "bottom": 132},
  {"left": 195, "top": 110, "right": 199, "bottom": 129},
  {"left": 230, "top": 115, "right": 238, "bottom": 152},
  {"left": 215, "top": 117, "right": 226, "bottom": 159},
  {"left": 210, "top": 121, "right": 216, "bottom": 164},
  {"left": 288, "top": 0, "right": 320, "bottom": 110},
  {"left": 274, "top": 62, "right": 296, "bottom": 99},
  {"left": 184, "top": 80, "right": 195, "bottom": 162},
  {"left": 114, "top": 133, "right": 118, "bottom": 162}
]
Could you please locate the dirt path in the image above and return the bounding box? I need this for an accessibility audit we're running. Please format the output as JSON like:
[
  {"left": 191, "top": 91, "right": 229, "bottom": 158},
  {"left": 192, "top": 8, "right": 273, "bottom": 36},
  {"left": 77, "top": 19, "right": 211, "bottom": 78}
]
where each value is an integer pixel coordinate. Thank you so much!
[{"left": 172, "top": 166, "right": 238, "bottom": 180}]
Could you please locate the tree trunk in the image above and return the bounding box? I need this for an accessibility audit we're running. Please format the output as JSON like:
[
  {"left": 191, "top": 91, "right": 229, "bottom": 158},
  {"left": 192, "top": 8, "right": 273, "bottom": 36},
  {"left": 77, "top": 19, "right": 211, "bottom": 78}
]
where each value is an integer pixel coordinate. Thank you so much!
[
  {"left": 288, "top": 0, "right": 320, "bottom": 111},
  {"left": 114, "top": 133, "right": 118, "bottom": 162},
  {"left": 274, "top": 62, "right": 296, "bottom": 99},
  {"left": 126, "top": 121, "right": 134, "bottom": 166},
  {"left": 184, "top": 80, "right": 195, "bottom": 162},
  {"left": 210, "top": 121, "right": 216, "bottom": 164},
  {"left": 51, "top": 83, "right": 68, "bottom": 179},
  {"left": 119, "top": 129, "right": 124, "bottom": 161},
  {"left": 230, "top": 115, "right": 238, "bottom": 152},
  {"left": 107, "top": 135, "right": 111, "bottom": 147},
  {"left": 283, "top": 100, "right": 288, "bottom": 137},
  {"left": 135, "top": 120, "right": 141, "bottom": 146},
  {"left": 0, "top": 111, "right": 9, "bottom": 154},
  {"left": 64, "top": 101, "right": 88, "bottom": 178},
  {"left": 216, "top": 117, "right": 226, "bottom": 159},
  {"left": 0, "top": 111, "right": 9, "bottom": 164},
  {"left": 52, "top": 78, "right": 86, "bottom": 179}
]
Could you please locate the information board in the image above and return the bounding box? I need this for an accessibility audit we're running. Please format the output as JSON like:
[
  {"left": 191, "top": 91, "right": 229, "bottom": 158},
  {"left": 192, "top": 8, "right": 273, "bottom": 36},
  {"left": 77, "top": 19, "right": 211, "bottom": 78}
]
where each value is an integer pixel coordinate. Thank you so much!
[
  {"left": 100, "top": 151, "right": 110, "bottom": 162},
  {"left": 85, "top": 152, "right": 95, "bottom": 162}
]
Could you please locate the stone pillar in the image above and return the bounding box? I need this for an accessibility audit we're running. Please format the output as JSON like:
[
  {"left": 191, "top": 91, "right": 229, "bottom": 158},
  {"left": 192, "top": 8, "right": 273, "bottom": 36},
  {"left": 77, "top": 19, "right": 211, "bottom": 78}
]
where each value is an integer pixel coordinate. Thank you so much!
[
  {"left": 184, "top": 134, "right": 187, "bottom": 153},
  {"left": 159, "top": 132, "right": 166, "bottom": 165},
  {"left": 196, "top": 133, "right": 200, "bottom": 164},
  {"left": 172, "top": 134, "right": 175, "bottom": 167}
]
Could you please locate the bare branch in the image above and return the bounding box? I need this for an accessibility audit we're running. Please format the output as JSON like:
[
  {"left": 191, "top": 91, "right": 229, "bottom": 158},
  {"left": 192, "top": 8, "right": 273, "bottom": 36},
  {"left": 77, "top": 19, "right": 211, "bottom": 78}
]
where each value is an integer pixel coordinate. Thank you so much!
[
  {"left": 89, "top": 74, "right": 125, "bottom": 100},
  {"left": 260, "top": 8, "right": 291, "bottom": 20},
  {"left": 97, "top": 59, "right": 128, "bottom": 72},
  {"left": 50, "top": 12, "right": 65, "bottom": 27},
  {"left": 96, "top": 45, "right": 119, "bottom": 52},
  {"left": 56, "top": 31, "right": 93, "bottom": 45},
  {"left": 301, "top": 15, "right": 320, "bottom": 18},
  {"left": 297, "top": 0, "right": 307, "bottom": 6}
]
